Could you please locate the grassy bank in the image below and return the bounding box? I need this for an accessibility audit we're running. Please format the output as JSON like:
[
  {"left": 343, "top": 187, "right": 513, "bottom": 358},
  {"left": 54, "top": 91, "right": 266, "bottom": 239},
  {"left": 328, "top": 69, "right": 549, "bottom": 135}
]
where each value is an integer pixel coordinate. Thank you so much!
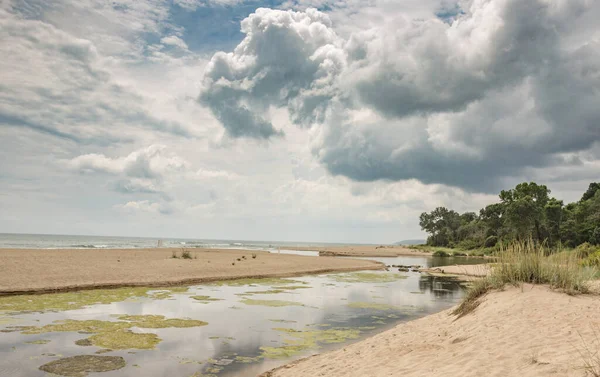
[{"left": 453, "top": 240, "right": 599, "bottom": 317}]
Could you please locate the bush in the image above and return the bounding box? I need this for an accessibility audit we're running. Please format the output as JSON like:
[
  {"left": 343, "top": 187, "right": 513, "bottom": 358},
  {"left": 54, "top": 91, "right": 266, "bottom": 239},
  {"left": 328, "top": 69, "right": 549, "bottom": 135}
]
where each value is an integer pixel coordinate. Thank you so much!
[
  {"left": 576, "top": 242, "right": 598, "bottom": 259},
  {"left": 453, "top": 239, "right": 597, "bottom": 317},
  {"left": 484, "top": 235, "right": 498, "bottom": 248},
  {"left": 456, "top": 239, "right": 481, "bottom": 250},
  {"left": 181, "top": 250, "right": 192, "bottom": 259},
  {"left": 432, "top": 250, "right": 450, "bottom": 257},
  {"left": 591, "top": 227, "right": 600, "bottom": 246}
]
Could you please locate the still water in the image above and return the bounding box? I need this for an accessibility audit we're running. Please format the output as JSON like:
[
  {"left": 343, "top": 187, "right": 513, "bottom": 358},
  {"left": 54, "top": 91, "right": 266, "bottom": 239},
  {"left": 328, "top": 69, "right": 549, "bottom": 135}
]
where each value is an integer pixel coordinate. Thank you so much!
[{"left": 0, "top": 256, "right": 480, "bottom": 377}]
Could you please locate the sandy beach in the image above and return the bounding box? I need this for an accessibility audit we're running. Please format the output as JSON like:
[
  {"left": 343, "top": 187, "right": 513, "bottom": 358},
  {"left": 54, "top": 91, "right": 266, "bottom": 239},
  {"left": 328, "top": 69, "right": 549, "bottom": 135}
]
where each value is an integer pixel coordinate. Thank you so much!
[
  {"left": 264, "top": 284, "right": 600, "bottom": 377},
  {"left": 0, "top": 248, "right": 382, "bottom": 294},
  {"left": 290, "top": 245, "right": 432, "bottom": 257}
]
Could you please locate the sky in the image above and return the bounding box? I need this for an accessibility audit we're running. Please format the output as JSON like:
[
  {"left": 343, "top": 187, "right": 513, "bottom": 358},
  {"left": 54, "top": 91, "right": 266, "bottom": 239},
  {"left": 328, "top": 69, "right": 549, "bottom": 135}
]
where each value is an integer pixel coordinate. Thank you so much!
[{"left": 0, "top": 0, "right": 599, "bottom": 244}]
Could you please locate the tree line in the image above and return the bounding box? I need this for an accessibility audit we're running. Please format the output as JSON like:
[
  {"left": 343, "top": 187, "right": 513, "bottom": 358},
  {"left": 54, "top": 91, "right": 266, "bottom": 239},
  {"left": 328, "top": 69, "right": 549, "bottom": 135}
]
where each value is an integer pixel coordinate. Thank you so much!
[{"left": 419, "top": 182, "right": 600, "bottom": 250}]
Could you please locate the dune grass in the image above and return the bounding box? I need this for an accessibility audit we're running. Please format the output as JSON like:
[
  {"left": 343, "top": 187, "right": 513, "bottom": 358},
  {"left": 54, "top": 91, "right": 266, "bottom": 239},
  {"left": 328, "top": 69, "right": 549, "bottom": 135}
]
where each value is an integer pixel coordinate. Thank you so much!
[{"left": 453, "top": 240, "right": 598, "bottom": 318}]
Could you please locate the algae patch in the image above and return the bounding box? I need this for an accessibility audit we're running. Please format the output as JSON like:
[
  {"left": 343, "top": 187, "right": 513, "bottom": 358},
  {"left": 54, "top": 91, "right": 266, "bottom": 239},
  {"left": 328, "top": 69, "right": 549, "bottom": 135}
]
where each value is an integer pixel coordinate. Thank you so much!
[
  {"left": 88, "top": 331, "right": 160, "bottom": 350},
  {"left": 39, "top": 355, "right": 126, "bottom": 377},
  {"left": 116, "top": 315, "right": 207, "bottom": 328},
  {"left": 261, "top": 327, "right": 361, "bottom": 359},
  {"left": 240, "top": 299, "right": 306, "bottom": 308},
  {"left": 190, "top": 296, "right": 224, "bottom": 303},
  {"left": 0, "top": 286, "right": 189, "bottom": 313},
  {"left": 207, "top": 278, "right": 306, "bottom": 287},
  {"left": 328, "top": 272, "right": 407, "bottom": 283},
  {"left": 19, "top": 315, "right": 207, "bottom": 350},
  {"left": 268, "top": 319, "right": 297, "bottom": 324},
  {"left": 25, "top": 339, "right": 51, "bottom": 345}
]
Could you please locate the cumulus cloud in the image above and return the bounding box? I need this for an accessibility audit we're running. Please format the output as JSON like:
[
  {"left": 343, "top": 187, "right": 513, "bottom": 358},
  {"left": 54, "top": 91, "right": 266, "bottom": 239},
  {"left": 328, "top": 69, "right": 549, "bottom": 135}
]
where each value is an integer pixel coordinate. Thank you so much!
[
  {"left": 66, "top": 145, "right": 189, "bottom": 197},
  {"left": 199, "top": 1, "right": 600, "bottom": 192},
  {"left": 198, "top": 7, "right": 345, "bottom": 138}
]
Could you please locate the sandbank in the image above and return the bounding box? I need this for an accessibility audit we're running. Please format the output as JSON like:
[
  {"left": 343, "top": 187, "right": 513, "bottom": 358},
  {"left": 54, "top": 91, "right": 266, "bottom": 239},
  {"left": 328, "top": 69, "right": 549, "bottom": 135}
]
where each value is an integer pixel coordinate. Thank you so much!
[{"left": 0, "top": 248, "right": 382, "bottom": 295}]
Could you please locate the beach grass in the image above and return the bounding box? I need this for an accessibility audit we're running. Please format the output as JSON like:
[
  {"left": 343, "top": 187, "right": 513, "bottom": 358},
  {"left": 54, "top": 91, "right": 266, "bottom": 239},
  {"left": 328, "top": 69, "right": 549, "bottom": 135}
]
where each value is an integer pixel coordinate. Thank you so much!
[{"left": 453, "top": 240, "right": 597, "bottom": 318}]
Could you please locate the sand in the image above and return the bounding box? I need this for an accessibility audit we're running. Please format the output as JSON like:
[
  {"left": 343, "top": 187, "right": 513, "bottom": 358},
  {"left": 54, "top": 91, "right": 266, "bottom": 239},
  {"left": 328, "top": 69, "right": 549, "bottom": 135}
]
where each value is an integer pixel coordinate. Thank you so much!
[
  {"left": 421, "top": 264, "right": 491, "bottom": 279},
  {"left": 264, "top": 284, "right": 600, "bottom": 377},
  {"left": 289, "top": 245, "right": 432, "bottom": 257},
  {"left": 0, "top": 248, "right": 382, "bottom": 294}
]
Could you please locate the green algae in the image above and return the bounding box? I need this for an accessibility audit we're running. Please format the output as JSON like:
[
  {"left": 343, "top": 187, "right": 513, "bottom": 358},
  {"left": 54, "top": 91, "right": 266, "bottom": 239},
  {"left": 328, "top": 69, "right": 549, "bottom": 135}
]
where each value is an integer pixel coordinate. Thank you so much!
[
  {"left": 240, "top": 299, "right": 305, "bottom": 307},
  {"left": 260, "top": 345, "right": 308, "bottom": 359},
  {"left": 39, "top": 355, "right": 126, "bottom": 377},
  {"left": 116, "top": 315, "right": 208, "bottom": 328},
  {"left": 234, "top": 355, "right": 263, "bottom": 363},
  {"left": 328, "top": 272, "right": 407, "bottom": 283},
  {"left": 25, "top": 339, "right": 51, "bottom": 345},
  {"left": 261, "top": 327, "right": 361, "bottom": 359},
  {"left": 207, "top": 278, "right": 305, "bottom": 287},
  {"left": 347, "top": 302, "right": 400, "bottom": 311},
  {"left": 176, "top": 356, "right": 203, "bottom": 365},
  {"left": 269, "top": 319, "right": 297, "bottom": 324},
  {"left": 190, "top": 296, "right": 224, "bottom": 303},
  {"left": 88, "top": 330, "right": 160, "bottom": 350},
  {"left": 95, "top": 349, "right": 113, "bottom": 354},
  {"left": 0, "top": 316, "right": 20, "bottom": 325},
  {"left": 19, "top": 315, "right": 207, "bottom": 350},
  {"left": 22, "top": 320, "right": 131, "bottom": 335},
  {"left": 0, "top": 286, "right": 190, "bottom": 314},
  {"left": 274, "top": 285, "right": 311, "bottom": 290},
  {"left": 237, "top": 289, "right": 286, "bottom": 295},
  {"left": 75, "top": 339, "right": 93, "bottom": 346}
]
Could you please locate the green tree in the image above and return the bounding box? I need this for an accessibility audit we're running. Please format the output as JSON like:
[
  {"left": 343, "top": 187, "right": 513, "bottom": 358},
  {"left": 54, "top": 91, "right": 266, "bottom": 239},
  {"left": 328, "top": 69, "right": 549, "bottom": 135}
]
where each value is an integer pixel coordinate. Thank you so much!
[
  {"left": 581, "top": 182, "right": 600, "bottom": 202},
  {"left": 544, "top": 198, "right": 563, "bottom": 247},
  {"left": 419, "top": 207, "right": 461, "bottom": 247},
  {"left": 500, "top": 182, "right": 550, "bottom": 242}
]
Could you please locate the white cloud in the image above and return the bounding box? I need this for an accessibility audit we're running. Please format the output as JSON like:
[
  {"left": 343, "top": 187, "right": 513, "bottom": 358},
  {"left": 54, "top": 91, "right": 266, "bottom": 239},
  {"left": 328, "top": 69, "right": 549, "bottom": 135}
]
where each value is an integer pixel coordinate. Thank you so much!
[
  {"left": 161, "top": 35, "right": 189, "bottom": 51},
  {"left": 199, "top": 1, "right": 600, "bottom": 193}
]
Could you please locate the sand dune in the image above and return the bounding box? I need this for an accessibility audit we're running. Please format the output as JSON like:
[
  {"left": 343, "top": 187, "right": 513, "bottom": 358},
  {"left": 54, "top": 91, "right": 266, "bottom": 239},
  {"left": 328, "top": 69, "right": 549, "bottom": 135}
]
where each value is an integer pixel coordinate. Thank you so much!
[
  {"left": 264, "top": 284, "right": 600, "bottom": 377},
  {"left": 0, "top": 248, "right": 381, "bottom": 294}
]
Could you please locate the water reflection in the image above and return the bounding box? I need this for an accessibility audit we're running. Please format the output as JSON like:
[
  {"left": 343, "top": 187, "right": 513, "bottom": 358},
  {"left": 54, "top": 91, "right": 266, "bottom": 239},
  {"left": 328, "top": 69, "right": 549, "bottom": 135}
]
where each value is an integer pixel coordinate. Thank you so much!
[{"left": 0, "top": 257, "right": 472, "bottom": 377}]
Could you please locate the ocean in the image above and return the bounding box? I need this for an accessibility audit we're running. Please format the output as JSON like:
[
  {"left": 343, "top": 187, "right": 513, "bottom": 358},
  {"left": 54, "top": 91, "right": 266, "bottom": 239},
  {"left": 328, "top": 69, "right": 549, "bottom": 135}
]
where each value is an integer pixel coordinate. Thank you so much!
[{"left": 0, "top": 233, "right": 363, "bottom": 250}]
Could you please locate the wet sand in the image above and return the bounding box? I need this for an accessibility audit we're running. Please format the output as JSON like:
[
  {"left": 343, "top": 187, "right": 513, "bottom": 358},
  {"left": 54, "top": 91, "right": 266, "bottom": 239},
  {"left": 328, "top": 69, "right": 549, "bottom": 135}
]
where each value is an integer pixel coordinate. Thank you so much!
[
  {"left": 0, "top": 248, "right": 382, "bottom": 295},
  {"left": 264, "top": 284, "right": 600, "bottom": 377}
]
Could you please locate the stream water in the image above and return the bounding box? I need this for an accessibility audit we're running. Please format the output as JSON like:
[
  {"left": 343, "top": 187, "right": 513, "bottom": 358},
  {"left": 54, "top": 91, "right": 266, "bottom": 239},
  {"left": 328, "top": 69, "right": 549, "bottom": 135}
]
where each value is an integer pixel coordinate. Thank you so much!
[{"left": 0, "top": 255, "right": 483, "bottom": 377}]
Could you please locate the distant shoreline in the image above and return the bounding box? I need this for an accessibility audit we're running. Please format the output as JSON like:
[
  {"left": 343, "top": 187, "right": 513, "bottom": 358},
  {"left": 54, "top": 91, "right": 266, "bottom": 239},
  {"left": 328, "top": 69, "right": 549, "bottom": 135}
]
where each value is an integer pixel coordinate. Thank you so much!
[{"left": 0, "top": 248, "right": 383, "bottom": 295}]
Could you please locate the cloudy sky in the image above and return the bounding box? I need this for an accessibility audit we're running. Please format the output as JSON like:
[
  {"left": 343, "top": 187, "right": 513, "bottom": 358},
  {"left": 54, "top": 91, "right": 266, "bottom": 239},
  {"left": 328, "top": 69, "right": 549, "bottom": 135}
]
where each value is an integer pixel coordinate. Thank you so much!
[{"left": 1, "top": 0, "right": 599, "bottom": 244}]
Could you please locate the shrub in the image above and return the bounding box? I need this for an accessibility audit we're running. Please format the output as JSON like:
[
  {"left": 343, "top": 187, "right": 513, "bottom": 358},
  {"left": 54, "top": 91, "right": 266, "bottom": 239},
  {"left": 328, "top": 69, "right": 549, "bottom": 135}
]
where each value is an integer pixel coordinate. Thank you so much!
[
  {"left": 456, "top": 239, "right": 482, "bottom": 250},
  {"left": 453, "top": 239, "right": 597, "bottom": 317},
  {"left": 432, "top": 250, "right": 450, "bottom": 257},
  {"left": 484, "top": 236, "right": 498, "bottom": 248},
  {"left": 171, "top": 251, "right": 178, "bottom": 259},
  {"left": 181, "top": 250, "right": 192, "bottom": 259},
  {"left": 252, "top": 253, "right": 257, "bottom": 259},
  {"left": 577, "top": 242, "right": 599, "bottom": 259},
  {"left": 582, "top": 250, "right": 600, "bottom": 267}
]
